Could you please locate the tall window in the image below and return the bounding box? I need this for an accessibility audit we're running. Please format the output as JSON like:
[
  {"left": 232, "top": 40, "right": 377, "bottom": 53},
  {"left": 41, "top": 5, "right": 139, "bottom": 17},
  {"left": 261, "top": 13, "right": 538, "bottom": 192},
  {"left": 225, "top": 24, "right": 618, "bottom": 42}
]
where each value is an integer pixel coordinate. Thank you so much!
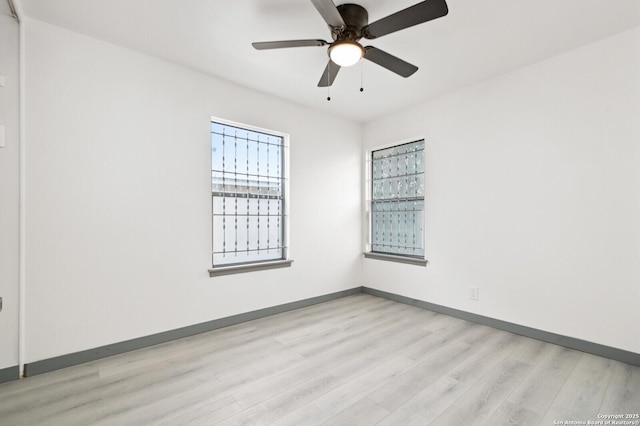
[
  {"left": 368, "top": 140, "right": 425, "bottom": 258},
  {"left": 211, "top": 119, "right": 288, "bottom": 268}
]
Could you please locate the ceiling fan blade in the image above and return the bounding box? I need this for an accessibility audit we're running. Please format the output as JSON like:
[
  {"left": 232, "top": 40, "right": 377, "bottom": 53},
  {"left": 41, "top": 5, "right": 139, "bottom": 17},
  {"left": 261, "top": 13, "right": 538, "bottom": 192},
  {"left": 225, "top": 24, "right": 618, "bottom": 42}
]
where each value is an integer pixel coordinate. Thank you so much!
[
  {"left": 252, "top": 39, "right": 328, "bottom": 50},
  {"left": 317, "top": 60, "right": 341, "bottom": 87},
  {"left": 310, "top": 0, "right": 345, "bottom": 29},
  {"left": 363, "top": 0, "right": 448, "bottom": 39},
  {"left": 364, "top": 46, "right": 418, "bottom": 78}
]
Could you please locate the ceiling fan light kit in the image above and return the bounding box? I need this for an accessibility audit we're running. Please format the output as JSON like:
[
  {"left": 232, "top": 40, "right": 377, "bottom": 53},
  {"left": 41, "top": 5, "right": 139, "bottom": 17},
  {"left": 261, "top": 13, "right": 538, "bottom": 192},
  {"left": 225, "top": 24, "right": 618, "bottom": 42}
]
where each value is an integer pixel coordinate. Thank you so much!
[
  {"left": 252, "top": 0, "right": 448, "bottom": 89},
  {"left": 329, "top": 41, "right": 364, "bottom": 67}
]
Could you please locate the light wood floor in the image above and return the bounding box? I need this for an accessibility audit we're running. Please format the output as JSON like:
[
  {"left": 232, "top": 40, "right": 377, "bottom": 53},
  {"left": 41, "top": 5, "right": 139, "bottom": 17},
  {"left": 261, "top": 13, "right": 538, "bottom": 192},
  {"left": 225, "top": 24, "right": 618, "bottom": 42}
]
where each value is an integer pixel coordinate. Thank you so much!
[{"left": 1, "top": 294, "right": 638, "bottom": 425}]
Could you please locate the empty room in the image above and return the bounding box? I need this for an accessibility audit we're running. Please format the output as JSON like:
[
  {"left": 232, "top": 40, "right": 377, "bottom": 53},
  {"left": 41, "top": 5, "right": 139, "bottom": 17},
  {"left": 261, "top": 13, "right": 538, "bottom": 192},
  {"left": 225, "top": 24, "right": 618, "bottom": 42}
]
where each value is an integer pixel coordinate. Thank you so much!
[{"left": 0, "top": 0, "right": 639, "bottom": 424}]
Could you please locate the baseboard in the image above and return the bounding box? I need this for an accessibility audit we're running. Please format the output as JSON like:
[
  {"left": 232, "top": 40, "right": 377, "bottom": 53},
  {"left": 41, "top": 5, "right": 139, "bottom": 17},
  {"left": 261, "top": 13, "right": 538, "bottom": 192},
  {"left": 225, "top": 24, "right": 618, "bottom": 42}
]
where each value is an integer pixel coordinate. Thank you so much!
[
  {"left": 0, "top": 365, "right": 20, "bottom": 384},
  {"left": 363, "top": 286, "right": 640, "bottom": 367},
  {"left": 22, "top": 285, "right": 640, "bottom": 377},
  {"left": 23, "top": 287, "right": 362, "bottom": 377}
]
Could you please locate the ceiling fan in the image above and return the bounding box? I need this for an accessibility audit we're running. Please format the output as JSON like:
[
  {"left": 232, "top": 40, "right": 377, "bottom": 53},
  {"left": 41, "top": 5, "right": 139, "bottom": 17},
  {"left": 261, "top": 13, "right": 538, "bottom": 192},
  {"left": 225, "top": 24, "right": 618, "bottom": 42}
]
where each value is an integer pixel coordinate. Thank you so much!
[{"left": 252, "top": 0, "right": 449, "bottom": 87}]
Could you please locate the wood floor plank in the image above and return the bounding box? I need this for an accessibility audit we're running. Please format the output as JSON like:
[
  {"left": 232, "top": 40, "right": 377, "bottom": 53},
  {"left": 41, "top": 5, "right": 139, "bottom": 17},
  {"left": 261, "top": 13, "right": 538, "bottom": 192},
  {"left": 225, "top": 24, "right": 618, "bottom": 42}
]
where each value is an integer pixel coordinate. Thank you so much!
[
  {"left": 227, "top": 311, "right": 448, "bottom": 424},
  {"left": 220, "top": 373, "right": 342, "bottom": 425},
  {"left": 598, "top": 360, "right": 640, "bottom": 414},
  {"left": 272, "top": 298, "right": 395, "bottom": 346},
  {"left": 540, "top": 353, "right": 616, "bottom": 425},
  {"left": 0, "top": 355, "right": 208, "bottom": 423},
  {"left": 376, "top": 375, "right": 472, "bottom": 426},
  {"left": 419, "top": 313, "right": 464, "bottom": 333},
  {"left": 320, "top": 397, "right": 389, "bottom": 426},
  {"left": 4, "top": 366, "right": 214, "bottom": 425},
  {"left": 158, "top": 395, "right": 242, "bottom": 425},
  {"left": 214, "top": 346, "right": 306, "bottom": 385},
  {"left": 291, "top": 303, "right": 424, "bottom": 360},
  {"left": 272, "top": 355, "right": 416, "bottom": 425},
  {"left": 0, "top": 365, "right": 99, "bottom": 414},
  {"left": 509, "top": 337, "right": 556, "bottom": 365},
  {"left": 68, "top": 371, "right": 230, "bottom": 426},
  {"left": 230, "top": 362, "right": 329, "bottom": 410},
  {"left": 429, "top": 357, "right": 532, "bottom": 426},
  {"left": 95, "top": 331, "right": 210, "bottom": 379},
  {"left": 222, "top": 300, "right": 437, "bottom": 419},
  {"left": 367, "top": 339, "right": 474, "bottom": 412},
  {"left": 507, "top": 346, "right": 582, "bottom": 417},
  {"left": 446, "top": 331, "right": 523, "bottom": 385},
  {"left": 366, "top": 321, "right": 504, "bottom": 412},
  {"left": 231, "top": 308, "right": 441, "bottom": 411},
  {"left": 1, "top": 293, "right": 638, "bottom": 426},
  {"left": 484, "top": 400, "right": 540, "bottom": 426}
]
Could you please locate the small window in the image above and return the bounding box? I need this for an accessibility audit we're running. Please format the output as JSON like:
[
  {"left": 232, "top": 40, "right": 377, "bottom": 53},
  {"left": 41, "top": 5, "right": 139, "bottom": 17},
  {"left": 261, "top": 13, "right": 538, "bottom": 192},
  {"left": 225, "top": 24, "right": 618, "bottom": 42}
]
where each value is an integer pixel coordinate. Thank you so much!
[
  {"left": 211, "top": 119, "right": 289, "bottom": 269},
  {"left": 367, "top": 140, "right": 425, "bottom": 259}
]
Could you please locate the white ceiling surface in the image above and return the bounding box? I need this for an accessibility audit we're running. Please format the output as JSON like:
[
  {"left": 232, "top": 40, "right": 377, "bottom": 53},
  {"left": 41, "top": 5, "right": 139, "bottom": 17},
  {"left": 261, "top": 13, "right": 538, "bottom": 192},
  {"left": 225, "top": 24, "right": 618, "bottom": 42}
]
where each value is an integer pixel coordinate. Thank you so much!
[{"left": 19, "top": 0, "right": 640, "bottom": 123}]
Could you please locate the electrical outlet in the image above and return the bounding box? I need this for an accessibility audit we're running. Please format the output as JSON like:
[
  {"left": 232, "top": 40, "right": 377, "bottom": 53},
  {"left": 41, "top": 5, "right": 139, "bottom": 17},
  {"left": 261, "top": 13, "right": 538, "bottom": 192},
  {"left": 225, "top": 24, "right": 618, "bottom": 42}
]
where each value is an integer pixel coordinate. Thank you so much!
[{"left": 469, "top": 287, "right": 479, "bottom": 301}]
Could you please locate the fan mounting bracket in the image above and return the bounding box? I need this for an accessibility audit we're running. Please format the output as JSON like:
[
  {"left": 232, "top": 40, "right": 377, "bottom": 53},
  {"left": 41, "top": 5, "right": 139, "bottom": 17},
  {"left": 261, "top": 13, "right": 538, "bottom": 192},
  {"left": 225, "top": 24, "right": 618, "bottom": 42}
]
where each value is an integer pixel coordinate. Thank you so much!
[{"left": 331, "top": 3, "right": 368, "bottom": 42}]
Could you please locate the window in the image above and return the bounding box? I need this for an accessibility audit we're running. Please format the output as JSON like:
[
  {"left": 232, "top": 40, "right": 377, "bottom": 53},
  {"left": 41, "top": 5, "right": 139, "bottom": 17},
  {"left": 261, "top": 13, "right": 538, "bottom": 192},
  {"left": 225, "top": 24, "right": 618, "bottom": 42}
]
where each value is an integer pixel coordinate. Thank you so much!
[
  {"left": 366, "top": 139, "right": 426, "bottom": 262},
  {"left": 210, "top": 119, "right": 289, "bottom": 271}
]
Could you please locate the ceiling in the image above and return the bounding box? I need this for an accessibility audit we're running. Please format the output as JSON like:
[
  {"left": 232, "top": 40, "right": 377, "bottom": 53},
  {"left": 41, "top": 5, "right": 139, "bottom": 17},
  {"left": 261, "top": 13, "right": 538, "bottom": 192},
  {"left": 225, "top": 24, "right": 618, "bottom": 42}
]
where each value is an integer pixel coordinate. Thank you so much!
[{"left": 17, "top": 0, "right": 640, "bottom": 123}]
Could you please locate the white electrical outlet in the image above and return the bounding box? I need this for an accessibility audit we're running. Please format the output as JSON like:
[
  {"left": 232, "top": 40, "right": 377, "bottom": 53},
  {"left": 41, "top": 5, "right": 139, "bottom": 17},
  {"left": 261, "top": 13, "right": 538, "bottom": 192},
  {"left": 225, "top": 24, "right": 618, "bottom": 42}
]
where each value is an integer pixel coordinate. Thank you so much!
[{"left": 469, "top": 287, "right": 479, "bottom": 301}]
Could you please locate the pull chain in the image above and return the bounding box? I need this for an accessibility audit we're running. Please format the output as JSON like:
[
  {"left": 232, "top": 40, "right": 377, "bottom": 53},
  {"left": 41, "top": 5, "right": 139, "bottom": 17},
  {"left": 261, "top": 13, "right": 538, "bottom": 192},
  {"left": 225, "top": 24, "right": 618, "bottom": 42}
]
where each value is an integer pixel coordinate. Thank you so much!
[
  {"left": 360, "top": 60, "right": 364, "bottom": 93},
  {"left": 327, "top": 65, "right": 331, "bottom": 101}
]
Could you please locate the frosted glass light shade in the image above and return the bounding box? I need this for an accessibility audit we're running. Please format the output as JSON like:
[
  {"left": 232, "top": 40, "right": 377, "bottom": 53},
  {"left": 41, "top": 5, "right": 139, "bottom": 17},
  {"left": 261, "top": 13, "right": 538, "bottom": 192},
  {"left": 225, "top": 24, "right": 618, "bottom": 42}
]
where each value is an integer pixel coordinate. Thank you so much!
[{"left": 329, "top": 42, "right": 364, "bottom": 67}]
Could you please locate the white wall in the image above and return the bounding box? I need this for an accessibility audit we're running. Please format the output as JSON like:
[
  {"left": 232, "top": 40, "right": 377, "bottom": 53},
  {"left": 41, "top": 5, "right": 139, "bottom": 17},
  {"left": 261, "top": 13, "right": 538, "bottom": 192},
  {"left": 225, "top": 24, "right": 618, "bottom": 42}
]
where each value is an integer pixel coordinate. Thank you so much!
[
  {"left": 0, "top": 10, "right": 21, "bottom": 370},
  {"left": 363, "top": 27, "right": 640, "bottom": 354},
  {"left": 23, "top": 19, "right": 362, "bottom": 363},
  {"left": 18, "top": 16, "right": 640, "bottom": 366}
]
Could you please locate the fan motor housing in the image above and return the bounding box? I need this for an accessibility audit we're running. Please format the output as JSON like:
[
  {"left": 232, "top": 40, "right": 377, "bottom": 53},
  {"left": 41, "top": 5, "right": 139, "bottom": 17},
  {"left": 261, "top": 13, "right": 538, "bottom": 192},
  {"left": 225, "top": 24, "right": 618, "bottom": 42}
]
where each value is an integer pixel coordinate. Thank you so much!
[{"left": 333, "top": 3, "right": 368, "bottom": 41}]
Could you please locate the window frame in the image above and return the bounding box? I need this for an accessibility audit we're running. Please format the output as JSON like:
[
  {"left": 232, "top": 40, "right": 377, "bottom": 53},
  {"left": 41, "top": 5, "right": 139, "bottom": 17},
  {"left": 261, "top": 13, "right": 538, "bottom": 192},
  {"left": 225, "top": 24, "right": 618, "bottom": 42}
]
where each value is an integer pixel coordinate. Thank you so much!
[
  {"left": 209, "top": 117, "right": 292, "bottom": 276},
  {"left": 364, "top": 138, "right": 428, "bottom": 266}
]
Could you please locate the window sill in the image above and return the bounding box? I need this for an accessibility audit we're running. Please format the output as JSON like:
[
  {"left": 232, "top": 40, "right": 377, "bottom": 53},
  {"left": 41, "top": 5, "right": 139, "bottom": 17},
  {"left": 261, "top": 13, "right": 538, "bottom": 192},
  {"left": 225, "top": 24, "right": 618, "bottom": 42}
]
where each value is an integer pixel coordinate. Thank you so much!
[
  {"left": 363, "top": 252, "right": 428, "bottom": 266},
  {"left": 209, "top": 259, "right": 293, "bottom": 277}
]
